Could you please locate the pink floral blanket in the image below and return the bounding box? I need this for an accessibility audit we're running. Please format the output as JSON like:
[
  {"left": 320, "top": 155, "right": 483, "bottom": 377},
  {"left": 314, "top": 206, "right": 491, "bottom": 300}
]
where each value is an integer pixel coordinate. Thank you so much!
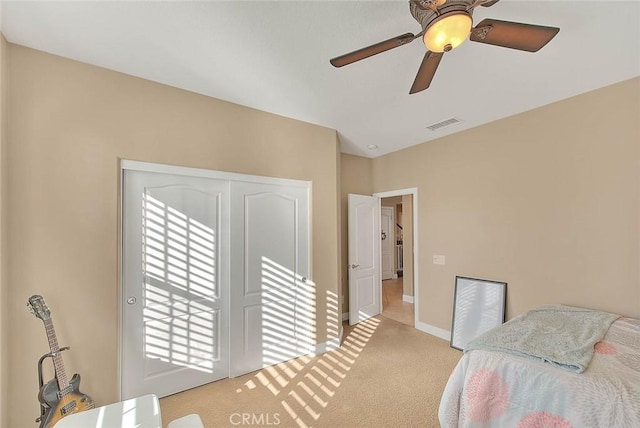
[{"left": 439, "top": 315, "right": 640, "bottom": 427}]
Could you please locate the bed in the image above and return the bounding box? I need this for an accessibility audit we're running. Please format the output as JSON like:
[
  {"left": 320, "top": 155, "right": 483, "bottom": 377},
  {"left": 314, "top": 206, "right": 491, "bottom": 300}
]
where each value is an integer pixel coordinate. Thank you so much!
[{"left": 438, "top": 305, "right": 640, "bottom": 427}]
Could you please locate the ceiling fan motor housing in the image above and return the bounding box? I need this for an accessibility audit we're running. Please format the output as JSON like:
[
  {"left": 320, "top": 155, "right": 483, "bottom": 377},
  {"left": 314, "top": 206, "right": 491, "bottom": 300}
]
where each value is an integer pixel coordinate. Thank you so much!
[{"left": 410, "top": 0, "right": 475, "bottom": 42}]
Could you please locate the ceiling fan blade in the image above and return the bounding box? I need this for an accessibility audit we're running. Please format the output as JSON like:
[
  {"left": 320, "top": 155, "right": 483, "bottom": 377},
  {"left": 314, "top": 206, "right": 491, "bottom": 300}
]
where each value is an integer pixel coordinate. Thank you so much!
[
  {"left": 409, "top": 51, "right": 443, "bottom": 94},
  {"left": 330, "top": 33, "right": 417, "bottom": 68},
  {"left": 470, "top": 19, "right": 560, "bottom": 52}
]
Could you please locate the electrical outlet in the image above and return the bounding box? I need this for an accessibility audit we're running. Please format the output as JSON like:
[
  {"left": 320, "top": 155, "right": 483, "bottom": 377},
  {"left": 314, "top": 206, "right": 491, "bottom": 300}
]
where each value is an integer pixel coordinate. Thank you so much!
[{"left": 433, "top": 255, "right": 445, "bottom": 265}]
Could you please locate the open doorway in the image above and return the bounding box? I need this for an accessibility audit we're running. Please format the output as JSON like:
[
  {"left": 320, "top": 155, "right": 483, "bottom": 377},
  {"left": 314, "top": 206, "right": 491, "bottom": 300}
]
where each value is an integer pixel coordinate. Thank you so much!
[{"left": 375, "top": 189, "right": 417, "bottom": 327}]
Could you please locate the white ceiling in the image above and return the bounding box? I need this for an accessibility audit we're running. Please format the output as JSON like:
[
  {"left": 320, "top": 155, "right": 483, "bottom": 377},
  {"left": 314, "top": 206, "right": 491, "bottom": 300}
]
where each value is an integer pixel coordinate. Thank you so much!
[{"left": 1, "top": 1, "right": 639, "bottom": 157}]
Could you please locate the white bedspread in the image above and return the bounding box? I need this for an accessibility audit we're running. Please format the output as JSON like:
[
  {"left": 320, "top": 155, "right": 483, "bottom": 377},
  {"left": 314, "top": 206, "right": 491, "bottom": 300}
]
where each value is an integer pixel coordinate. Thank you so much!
[{"left": 439, "top": 314, "right": 640, "bottom": 427}]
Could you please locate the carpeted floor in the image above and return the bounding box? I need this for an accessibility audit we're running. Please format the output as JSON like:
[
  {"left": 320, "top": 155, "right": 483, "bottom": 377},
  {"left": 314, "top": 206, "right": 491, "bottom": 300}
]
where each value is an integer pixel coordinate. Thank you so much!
[{"left": 160, "top": 316, "right": 462, "bottom": 428}]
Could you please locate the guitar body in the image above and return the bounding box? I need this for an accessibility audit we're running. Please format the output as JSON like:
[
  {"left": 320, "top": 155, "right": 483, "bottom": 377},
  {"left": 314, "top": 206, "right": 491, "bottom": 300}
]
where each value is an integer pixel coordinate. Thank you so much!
[
  {"left": 28, "top": 295, "right": 95, "bottom": 428},
  {"left": 38, "top": 373, "right": 94, "bottom": 428}
]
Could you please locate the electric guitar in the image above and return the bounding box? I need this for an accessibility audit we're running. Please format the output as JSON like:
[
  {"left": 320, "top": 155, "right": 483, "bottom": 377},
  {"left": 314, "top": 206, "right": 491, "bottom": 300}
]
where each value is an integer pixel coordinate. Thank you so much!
[{"left": 28, "top": 295, "right": 95, "bottom": 428}]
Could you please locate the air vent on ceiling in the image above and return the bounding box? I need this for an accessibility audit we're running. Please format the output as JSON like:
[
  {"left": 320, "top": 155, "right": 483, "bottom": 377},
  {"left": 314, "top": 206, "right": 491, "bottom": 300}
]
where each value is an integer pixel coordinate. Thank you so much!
[{"left": 426, "top": 117, "right": 463, "bottom": 131}]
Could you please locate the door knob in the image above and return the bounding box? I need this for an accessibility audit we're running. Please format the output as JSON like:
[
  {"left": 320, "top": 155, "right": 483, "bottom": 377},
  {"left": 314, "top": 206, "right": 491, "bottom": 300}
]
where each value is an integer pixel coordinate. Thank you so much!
[
  {"left": 351, "top": 264, "right": 360, "bottom": 269},
  {"left": 127, "top": 297, "right": 137, "bottom": 305}
]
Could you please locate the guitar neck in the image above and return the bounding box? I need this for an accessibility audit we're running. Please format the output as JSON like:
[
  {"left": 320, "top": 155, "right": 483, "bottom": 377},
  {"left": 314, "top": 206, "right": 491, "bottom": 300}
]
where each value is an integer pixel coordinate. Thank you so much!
[{"left": 43, "top": 318, "right": 70, "bottom": 391}]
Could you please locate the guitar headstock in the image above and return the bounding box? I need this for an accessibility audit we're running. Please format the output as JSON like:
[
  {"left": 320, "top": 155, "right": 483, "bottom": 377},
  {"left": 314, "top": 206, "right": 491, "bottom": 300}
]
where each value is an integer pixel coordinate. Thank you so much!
[{"left": 28, "top": 295, "right": 51, "bottom": 321}]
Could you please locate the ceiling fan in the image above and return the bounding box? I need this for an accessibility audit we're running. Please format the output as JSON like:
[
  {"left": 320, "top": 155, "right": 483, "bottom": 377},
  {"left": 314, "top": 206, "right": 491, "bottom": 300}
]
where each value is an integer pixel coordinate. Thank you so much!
[{"left": 329, "top": 0, "right": 560, "bottom": 94}]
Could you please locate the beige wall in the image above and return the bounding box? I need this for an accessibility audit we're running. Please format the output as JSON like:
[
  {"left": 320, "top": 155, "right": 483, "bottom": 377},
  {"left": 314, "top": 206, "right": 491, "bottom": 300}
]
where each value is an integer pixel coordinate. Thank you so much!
[
  {"left": 381, "top": 196, "right": 402, "bottom": 207},
  {"left": 6, "top": 44, "right": 341, "bottom": 427},
  {"left": 372, "top": 77, "right": 640, "bottom": 331},
  {"left": 0, "top": 33, "right": 8, "bottom": 428},
  {"left": 339, "top": 153, "right": 372, "bottom": 315}
]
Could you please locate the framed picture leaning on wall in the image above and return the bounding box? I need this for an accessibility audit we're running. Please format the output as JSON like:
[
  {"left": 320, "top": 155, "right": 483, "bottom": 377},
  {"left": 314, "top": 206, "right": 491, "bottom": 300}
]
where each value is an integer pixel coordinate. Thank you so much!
[{"left": 450, "top": 276, "right": 507, "bottom": 351}]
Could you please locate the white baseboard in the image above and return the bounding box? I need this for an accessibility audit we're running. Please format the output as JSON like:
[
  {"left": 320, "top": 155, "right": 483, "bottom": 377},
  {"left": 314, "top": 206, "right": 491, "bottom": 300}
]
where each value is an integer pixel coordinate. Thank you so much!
[
  {"left": 415, "top": 320, "right": 451, "bottom": 342},
  {"left": 315, "top": 324, "right": 343, "bottom": 354},
  {"left": 342, "top": 311, "right": 449, "bottom": 343},
  {"left": 402, "top": 295, "right": 414, "bottom": 303}
]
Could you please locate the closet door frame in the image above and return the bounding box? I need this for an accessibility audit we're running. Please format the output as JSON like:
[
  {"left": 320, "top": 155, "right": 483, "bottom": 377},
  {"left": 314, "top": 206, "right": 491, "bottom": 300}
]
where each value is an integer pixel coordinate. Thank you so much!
[{"left": 119, "top": 160, "right": 312, "bottom": 399}]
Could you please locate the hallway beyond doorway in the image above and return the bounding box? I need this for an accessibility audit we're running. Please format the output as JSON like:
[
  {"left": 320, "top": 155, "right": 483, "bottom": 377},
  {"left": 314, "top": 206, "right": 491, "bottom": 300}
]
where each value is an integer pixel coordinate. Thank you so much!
[{"left": 381, "top": 278, "right": 414, "bottom": 326}]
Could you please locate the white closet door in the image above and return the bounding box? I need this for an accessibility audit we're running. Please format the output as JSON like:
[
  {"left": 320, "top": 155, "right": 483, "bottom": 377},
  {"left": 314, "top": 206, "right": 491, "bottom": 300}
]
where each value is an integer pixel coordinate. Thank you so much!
[
  {"left": 229, "top": 181, "right": 310, "bottom": 377},
  {"left": 121, "top": 170, "right": 230, "bottom": 399}
]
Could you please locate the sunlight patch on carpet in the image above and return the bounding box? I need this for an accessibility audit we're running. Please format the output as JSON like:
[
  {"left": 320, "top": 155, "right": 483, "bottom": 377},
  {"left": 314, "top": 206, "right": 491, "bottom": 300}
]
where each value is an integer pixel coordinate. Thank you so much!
[{"left": 234, "top": 316, "right": 382, "bottom": 427}]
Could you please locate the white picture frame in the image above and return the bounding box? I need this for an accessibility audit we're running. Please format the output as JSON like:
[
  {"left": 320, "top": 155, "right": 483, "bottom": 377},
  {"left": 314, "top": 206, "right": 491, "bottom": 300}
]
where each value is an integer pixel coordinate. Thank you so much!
[{"left": 450, "top": 276, "right": 507, "bottom": 351}]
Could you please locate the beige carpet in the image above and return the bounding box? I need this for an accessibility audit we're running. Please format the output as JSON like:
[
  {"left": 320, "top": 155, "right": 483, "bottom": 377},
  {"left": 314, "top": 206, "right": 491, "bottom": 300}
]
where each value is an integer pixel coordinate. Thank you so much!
[{"left": 160, "top": 316, "right": 461, "bottom": 428}]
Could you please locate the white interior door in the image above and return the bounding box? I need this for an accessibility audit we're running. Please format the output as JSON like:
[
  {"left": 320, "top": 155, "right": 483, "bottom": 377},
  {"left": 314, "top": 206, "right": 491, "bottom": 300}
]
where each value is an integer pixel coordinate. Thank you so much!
[
  {"left": 348, "top": 194, "right": 381, "bottom": 325},
  {"left": 381, "top": 206, "right": 395, "bottom": 280},
  {"left": 229, "top": 181, "right": 311, "bottom": 377},
  {"left": 122, "top": 170, "right": 230, "bottom": 399}
]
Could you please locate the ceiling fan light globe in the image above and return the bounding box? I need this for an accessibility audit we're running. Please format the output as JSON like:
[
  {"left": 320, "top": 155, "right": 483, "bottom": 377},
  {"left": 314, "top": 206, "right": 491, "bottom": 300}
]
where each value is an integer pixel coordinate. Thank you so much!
[{"left": 423, "top": 12, "right": 472, "bottom": 53}]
